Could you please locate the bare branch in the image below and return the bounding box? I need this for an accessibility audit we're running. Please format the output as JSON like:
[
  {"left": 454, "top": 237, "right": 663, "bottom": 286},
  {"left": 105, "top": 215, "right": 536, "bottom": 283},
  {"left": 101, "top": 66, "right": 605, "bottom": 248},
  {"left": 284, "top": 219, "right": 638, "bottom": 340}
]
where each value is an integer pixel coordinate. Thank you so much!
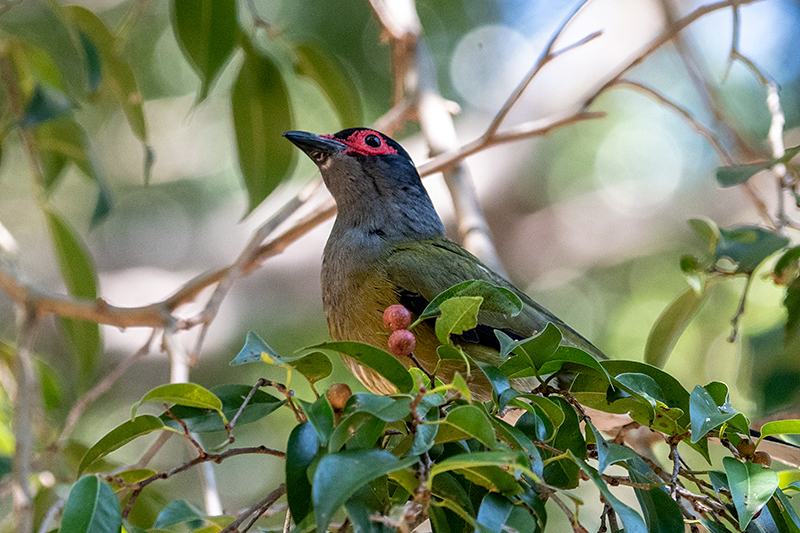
[{"left": 221, "top": 483, "right": 287, "bottom": 533}]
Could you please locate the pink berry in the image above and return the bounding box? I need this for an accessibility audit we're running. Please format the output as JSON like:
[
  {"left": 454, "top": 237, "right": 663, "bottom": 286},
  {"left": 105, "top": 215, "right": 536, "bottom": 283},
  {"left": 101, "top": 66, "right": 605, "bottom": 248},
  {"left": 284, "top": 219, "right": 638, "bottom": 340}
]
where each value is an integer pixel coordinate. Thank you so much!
[
  {"left": 383, "top": 304, "right": 411, "bottom": 331},
  {"left": 388, "top": 329, "right": 415, "bottom": 357}
]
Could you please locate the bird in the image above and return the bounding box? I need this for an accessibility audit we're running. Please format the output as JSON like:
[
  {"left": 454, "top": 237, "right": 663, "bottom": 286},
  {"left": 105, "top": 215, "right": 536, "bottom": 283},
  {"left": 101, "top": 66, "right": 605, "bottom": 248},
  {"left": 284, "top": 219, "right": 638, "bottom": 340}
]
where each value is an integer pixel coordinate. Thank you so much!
[{"left": 283, "top": 127, "right": 605, "bottom": 400}]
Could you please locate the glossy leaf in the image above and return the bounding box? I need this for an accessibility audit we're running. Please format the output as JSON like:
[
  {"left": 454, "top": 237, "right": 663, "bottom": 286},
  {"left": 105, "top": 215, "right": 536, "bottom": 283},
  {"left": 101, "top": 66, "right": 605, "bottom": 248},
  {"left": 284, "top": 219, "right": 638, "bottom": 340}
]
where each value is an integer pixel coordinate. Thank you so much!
[
  {"left": 716, "top": 163, "right": 769, "bottom": 187},
  {"left": 626, "top": 457, "right": 684, "bottom": 533},
  {"left": 689, "top": 217, "right": 721, "bottom": 251},
  {"left": 757, "top": 420, "right": 800, "bottom": 447},
  {"left": 231, "top": 330, "right": 282, "bottom": 365},
  {"left": 171, "top": 0, "right": 238, "bottom": 100},
  {"left": 715, "top": 226, "right": 789, "bottom": 274},
  {"left": 153, "top": 500, "right": 204, "bottom": 530},
  {"left": 343, "top": 393, "right": 411, "bottom": 422},
  {"left": 690, "top": 385, "right": 739, "bottom": 443},
  {"left": 328, "top": 411, "right": 385, "bottom": 453},
  {"left": 20, "top": 83, "right": 71, "bottom": 127},
  {"left": 723, "top": 456, "right": 779, "bottom": 530},
  {"left": 435, "top": 296, "right": 482, "bottom": 345},
  {"left": 232, "top": 47, "right": 295, "bottom": 213},
  {"left": 572, "top": 453, "right": 647, "bottom": 533},
  {"left": 769, "top": 489, "right": 800, "bottom": 532},
  {"left": 45, "top": 209, "right": 101, "bottom": 385},
  {"left": 312, "top": 450, "right": 418, "bottom": 533},
  {"left": 434, "top": 405, "right": 496, "bottom": 449},
  {"left": 773, "top": 246, "right": 800, "bottom": 284},
  {"left": 587, "top": 421, "right": 638, "bottom": 474},
  {"left": 645, "top": 284, "right": 709, "bottom": 368},
  {"left": 66, "top": 6, "right": 147, "bottom": 143},
  {"left": 60, "top": 475, "right": 121, "bottom": 533},
  {"left": 294, "top": 42, "right": 362, "bottom": 126},
  {"left": 427, "top": 450, "right": 531, "bottom": 490},
  {"left": 311, "top": 341, "right": 413, "bottom": 393},
  {"left": 107, "top": 469, "right": 156, "bottom": 491},
  {"left": 78, "top": 30, "right": 101, "bottom": 92},
  {"left": 539, "top": 346, "right": 611, "bottom": 384},
  {"left": 79, "top": 415, "right": 163, "bottom": 474},
  {"left": 159, "top": 384, "right": 284, "bottom": 432},
  {"left": 291, "top": 351, "right": 333, "bottom": 385},
  {"left": 298, "top": 395, "right": 334, "bottom": 447},
  {"left": 476, "top": 493, "right": 513, "bottom": 533},
  {"left": 417, "top": 280, "right": 522, "bottom": 322},
  {"left": 286, "top": 422, "right": 319, "bottom": 523},
  {"left": 132, "top": 383, "right": 223, "bottom": 419}
]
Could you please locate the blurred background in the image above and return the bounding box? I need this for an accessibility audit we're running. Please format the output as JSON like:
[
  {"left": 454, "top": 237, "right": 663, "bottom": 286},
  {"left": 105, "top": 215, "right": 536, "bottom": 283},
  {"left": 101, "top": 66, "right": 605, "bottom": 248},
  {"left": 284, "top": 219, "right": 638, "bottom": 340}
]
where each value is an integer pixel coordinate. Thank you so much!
[{"left": 1, "top": 0, "right": 799, "bottom": 527}]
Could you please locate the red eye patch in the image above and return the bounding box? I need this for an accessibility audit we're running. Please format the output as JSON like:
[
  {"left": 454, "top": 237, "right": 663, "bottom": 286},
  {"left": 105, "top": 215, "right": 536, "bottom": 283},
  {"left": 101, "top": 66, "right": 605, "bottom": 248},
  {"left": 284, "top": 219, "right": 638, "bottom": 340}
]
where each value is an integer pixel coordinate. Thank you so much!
[{"left": 322, "top": 129, "right": 398, "bottom": 156}]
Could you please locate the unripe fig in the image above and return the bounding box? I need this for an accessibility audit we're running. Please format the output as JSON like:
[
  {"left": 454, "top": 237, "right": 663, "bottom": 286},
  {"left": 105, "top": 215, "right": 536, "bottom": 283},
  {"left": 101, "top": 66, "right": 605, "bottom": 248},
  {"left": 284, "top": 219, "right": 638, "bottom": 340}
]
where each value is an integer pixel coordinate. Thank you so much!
[
  {"left": 326, "top": 383, "right": 352, "bottom": 410},
  {"left": 383, "top": 305, "right": 411, "bottom": 331},
  {"left": 753, "top": 451, "right": 772, "bottom": 467},
  {"left": 388, "top": 329, "right": 415, "bottom": 357},
  {"left": 737, "top": 440, "right": 756, "bottom": 458}
]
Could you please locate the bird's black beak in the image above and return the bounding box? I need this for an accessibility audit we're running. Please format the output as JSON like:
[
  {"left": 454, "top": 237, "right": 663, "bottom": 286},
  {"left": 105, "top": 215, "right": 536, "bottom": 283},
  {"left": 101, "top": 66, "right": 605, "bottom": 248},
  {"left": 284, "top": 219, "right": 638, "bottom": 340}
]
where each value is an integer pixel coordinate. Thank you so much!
[{"left": 283, "top": 131, "right": 344, "bottom": 163}]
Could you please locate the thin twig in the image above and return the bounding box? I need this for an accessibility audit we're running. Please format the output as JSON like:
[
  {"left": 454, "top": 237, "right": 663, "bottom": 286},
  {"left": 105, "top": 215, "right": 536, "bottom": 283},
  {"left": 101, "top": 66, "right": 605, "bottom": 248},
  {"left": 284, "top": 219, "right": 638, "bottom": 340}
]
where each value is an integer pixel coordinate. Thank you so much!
[{"left": 220, "top": 484, "right": 287, "bottom": 533}]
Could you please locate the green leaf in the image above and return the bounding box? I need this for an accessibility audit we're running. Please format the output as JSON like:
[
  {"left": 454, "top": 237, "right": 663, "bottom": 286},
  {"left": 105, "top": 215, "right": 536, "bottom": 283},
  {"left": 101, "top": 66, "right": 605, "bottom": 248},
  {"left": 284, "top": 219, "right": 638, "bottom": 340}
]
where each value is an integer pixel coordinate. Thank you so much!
[
  {"left": 715, "top": 226, "right": 790, "bottom": 274},
  {"left": 427, "top": 451, "right": 532, "bottom": 490},
  {"left": 78, "top": 30, "right": 101, "bottom": 92},
  {"left": 538, "top": 346, "right": 612, "bottom": 384},
  {"left": 294, "top": 42, "right": 362, "bottom": 126},
  {"left": 756, "top": 420, "right": 800, "bottom": 447},
  {"left": 312, "top": 450, "right": 418, "bottom": 533},
  {"left": 291, "top": 351, "right": 333, "bottom": 385},
  {"left": 417, "top": 280, "right": 522, "bottom": 322},
  {"left": 230, "top": 330, "right": 282, "bottom": 365},
  {"left": 769, "top": 489, "right": 800, "bottom": 533},
  {"left": 342, "top": 394, "right": 411, "bottom": 422},
  {"left": 286, "top": 422, "right": 319, "bottom": 523},
  {"left": 60, "top": 475, "right": 121, "bottom": 533},
  {"left": 45, "top": 209, "right": 101, "bottom": 385},
  {"left": 310, "top": 341, "right": 413, "bottom": 393},
  {"left": 20, "top": 83, "right": 71, "bottom": 127},
  {"left": 572, "top": 453, "right": 647, "bottom": 533},
  {"left": 723, "top": 456, "right": 779, "bottom": 530},
  {"left": 499, "top": 322, "right": 562, "bottom": 364},
  {"left": 106, "top": 469, "right": 156, "bottom": 491},
  {"left": 626, "top": 457, "right": 684, "bottom": 533},
  {"left": 645, "top": 284, "right": 709, "bottom": 368},
  {"left": 298, "top": 395, "right": 334, "bottom": 447},
  {"left": 774, "top": 246, "right": 800, "bottom": 284},
  {"left": 66, "top": 5, "right": 147, "bottom": 143},
  {"left": 153, "top": 500, "right": 204, "bottom": 530},
  {"left": 689, "top": 385, "right": 739, "bottom": 443},
  {"left": 159, "top": 384, "right": 284, "bottom": 432},
  {"left": 689, "top": 217, "right": 721, "bottom": 251},
  {"left": 587, "top": 421, "right": 639, "bottom": 474},
  {"left": 435, "top": 296, "right": 482, "bottom": 345},
  {"left": 328, "top": 411, "right": 385, "bottom": 453},
  {"left": 171, "top": 0, "right": 238, "bottom": 100},
  {"left": 132, "top": 383, "right": 223, "bottom": 420},
  {"left": 716, "top": 163, "right": 769, "bottom": 187},
  {"left": 434, "top": 405, "right": 496, "bottom": 449},
  {"left": 476, "top": 493, "right": 513, "bottom": 533},
  {"left": 79, "top": 415, "right": 164, "bottom": 474},
  {"left": 232, "top": 47, "right": 295, "bottom": 213}
]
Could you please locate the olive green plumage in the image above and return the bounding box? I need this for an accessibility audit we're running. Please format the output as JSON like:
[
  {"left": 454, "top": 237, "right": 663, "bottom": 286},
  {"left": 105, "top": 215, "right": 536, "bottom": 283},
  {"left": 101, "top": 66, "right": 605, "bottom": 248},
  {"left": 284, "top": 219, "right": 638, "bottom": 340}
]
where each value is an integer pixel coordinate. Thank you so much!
[{"left": 284, "top": 128, "right": 605, "bottom": 399}]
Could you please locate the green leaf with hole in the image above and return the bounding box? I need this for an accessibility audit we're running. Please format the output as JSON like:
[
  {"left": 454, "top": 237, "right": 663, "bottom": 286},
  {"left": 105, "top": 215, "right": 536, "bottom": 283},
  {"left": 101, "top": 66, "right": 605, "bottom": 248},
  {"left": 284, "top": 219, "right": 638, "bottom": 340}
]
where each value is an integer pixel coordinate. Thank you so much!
[
  {"left": 723, "top": 456, "right": 779, "bottom": 530},
  {"left": 61, "top": 475, "right": 121, "bottom": 533},
  {"left": 233, "top": 47, "right": 295, "bottom": 213},
  {"left": 645, "top": 283, "right": 709, "bottom": 368},
  {"left": 286, "top": 422, "right": 318, "bottom": 523},
  {"left": 295, "top": 42, "right": 362, "bottom": 126},
  {"left": 45, "top": 209, "right": 101, "bottom": 387},
  {"left": 132, "top": 383, "right": 223, "bottom": 420},
  {"left": 313, "top": 450, "right": 418, "bottom": 533},
  {"left": 159, "top": 384, "right": 284, "bottom": 432},
  {"left": 171, "top": 0, "right": 238, "bottom": 100},
  {"left": 310, "top": 341, "right": 413, "bottom": 393},
  {"left": 79, "top": 415, "right": 164, "bottom": 474},
  {"left": 435, "top": 296, "right": 482, "bottom": 345}
]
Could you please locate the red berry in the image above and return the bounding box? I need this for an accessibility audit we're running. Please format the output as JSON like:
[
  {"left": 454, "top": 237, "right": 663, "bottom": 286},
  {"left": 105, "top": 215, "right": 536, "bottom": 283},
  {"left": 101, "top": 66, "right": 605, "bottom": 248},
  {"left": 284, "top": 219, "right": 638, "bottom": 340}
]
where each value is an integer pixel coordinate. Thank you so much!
[
  {"left": 383, "top": 304, "right": 411, "bottom": 331},
  {"left": 388, "top": 329, "right": 415, "bottom": 357}
]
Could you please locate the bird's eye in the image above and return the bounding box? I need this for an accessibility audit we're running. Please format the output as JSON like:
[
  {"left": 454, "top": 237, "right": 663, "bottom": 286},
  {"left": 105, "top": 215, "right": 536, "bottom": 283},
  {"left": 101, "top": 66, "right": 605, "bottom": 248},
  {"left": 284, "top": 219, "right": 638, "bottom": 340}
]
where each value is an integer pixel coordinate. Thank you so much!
[{"left": 364, "top": 134, "right": 381, "bottom": 148}]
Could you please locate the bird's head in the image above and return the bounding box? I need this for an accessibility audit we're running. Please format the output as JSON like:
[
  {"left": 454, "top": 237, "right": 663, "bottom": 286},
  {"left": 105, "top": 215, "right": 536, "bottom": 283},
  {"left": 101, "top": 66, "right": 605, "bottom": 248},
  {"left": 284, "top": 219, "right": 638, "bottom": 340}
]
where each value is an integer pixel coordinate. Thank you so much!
[{"left": 284, "top": 128, "right": 444, "bottom": 239}]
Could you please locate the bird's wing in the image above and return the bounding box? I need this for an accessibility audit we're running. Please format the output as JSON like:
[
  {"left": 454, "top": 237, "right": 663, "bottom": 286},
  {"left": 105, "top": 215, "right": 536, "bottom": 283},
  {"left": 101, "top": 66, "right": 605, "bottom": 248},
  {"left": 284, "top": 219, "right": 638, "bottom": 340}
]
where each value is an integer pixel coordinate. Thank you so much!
[{"left": 384, "top": 236, "right": 606, "bottom": 359}]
